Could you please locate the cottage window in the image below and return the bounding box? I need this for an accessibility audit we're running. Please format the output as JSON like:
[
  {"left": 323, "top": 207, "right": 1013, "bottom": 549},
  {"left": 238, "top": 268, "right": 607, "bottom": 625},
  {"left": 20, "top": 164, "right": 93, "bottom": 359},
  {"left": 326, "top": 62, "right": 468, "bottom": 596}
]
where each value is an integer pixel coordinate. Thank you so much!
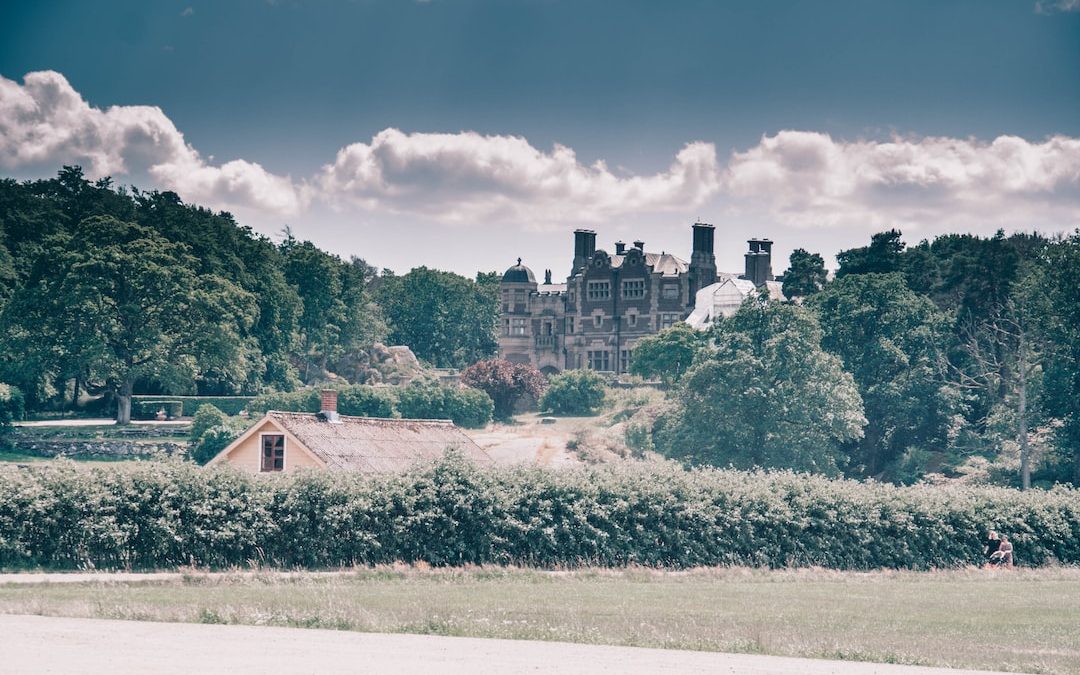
[
  {"left": 586, "top": 281, "right": 610, "bottom": 300},
  {"left": 621, "top": 280, "right": 645, "bottom": 299},
  {"left": 588, "top": 350, "right": 611, "bottom": 371},
  {"left": 261, "top": 434, "right": 285, "bottom": 472}
]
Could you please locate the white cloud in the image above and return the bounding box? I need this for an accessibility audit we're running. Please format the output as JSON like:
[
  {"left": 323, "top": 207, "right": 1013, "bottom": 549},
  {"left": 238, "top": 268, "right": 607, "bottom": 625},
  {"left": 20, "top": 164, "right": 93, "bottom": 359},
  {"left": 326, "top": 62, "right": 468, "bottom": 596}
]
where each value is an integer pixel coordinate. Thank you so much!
[
  {"left": 1, "top": 70, "right": 1079, "bottom": 234},
  {"left": 1036, "top": 0, "right": 1080, "bottom": 13},
  {"left": 724, "top": 130, "right": 1080, "bottom": 231},
  {"left": 0, "top": 71, "right": 305, "bottom": 217},
  {"left": 316, "top": 128, "right": 720, "bottom": 226}
]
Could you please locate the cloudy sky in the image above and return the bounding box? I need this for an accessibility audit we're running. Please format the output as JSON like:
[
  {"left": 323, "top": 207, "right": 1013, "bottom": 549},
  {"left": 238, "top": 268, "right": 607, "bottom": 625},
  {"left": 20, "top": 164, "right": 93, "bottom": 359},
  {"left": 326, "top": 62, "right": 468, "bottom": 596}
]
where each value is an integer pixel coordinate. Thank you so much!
[{"left": 2, "top": 1, "right": 1079, "bottom": 277}]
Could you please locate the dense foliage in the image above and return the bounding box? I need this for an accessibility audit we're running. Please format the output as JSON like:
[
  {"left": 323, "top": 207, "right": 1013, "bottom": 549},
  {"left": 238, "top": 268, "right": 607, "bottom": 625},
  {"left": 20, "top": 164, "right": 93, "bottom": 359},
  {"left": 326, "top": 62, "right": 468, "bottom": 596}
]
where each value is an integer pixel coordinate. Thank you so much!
[
  {"left": 395, "top": 381, "right": 494, "bottom": 429},
  {"left": 247, "top": 385, "right": 397, "bottom": 419},
  {"left": 0, "top": 169, "right": 498, "bottom": 418},
  {"left": 540, "top": 370, "right": 607, "bottom": 415},
  {"left": 188, "top": 404, "right": 248, "bottom": 465},
  {"left": 0, "top": 383, "right": 23, "bottom": 428},
  {"left": 0, "top": 457, "right": 1076, "bottom": 571},
  {"left": 657, "top": 295, "right": 865, "bottom": 474},
  {"left": 628, "top": 323, "right": 707, "bottom": 383},
  {"left": 461, "top": 358, "right": 546, "bottom": 419}
]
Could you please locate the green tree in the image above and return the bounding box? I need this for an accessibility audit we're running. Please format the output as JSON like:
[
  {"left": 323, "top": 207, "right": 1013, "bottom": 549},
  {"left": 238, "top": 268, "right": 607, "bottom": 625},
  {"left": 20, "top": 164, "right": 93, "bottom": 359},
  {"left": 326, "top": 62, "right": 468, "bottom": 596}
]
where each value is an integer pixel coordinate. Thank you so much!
[
  {"left": 375, "top": 267, "right": 498, "bottom": 368},
  {"left": 2, "top": 216, "right": 256, "bottom": 424},
  {"left": 836, "top": 229, "right": 905, "bottom": 278},
  {"left": 396, "top": 380, "right": 493, "bottom": 428},
  {"left": 782, "top": 248, "right": 828, "bottom": 299},
  {"left": 809, "top": 273, "right": 958, "bottom": 480},
  {"left": 629, "top": 323, "right": 707, "bottom": 383},
  {"left": 657, "top": 294, "right": 865, "bottom": 474}
]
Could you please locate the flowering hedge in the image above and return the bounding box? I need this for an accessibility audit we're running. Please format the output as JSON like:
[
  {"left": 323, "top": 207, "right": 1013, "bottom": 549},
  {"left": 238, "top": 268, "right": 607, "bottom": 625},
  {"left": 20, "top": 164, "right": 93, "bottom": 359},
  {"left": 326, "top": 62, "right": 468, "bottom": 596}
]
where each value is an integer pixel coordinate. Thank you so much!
[{"left": 0, "top": 457, "right": 1077, "bottom": 571}]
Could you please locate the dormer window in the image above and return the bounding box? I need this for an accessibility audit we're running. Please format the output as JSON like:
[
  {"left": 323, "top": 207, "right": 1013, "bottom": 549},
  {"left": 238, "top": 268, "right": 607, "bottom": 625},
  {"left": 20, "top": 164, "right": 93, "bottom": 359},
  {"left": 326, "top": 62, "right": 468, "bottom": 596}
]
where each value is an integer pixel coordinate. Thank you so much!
[{"left": 261, "top": 434, "right": 284, "bottom": 472}]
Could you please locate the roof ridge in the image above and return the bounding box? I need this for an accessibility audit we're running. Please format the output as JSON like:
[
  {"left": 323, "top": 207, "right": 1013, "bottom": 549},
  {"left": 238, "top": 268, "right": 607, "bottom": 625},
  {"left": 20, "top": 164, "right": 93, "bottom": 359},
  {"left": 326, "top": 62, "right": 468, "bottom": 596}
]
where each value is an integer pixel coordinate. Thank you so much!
[{"left": 266, "top": 410, "right": 454, "bottom": 425}]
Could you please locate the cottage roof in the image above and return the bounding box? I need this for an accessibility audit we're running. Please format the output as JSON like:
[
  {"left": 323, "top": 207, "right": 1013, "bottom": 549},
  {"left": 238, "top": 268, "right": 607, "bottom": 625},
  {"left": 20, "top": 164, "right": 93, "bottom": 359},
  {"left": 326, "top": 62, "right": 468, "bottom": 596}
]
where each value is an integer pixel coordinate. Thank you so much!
[{"left": 265, "top": 411, "right": 491, "bottom": 472}]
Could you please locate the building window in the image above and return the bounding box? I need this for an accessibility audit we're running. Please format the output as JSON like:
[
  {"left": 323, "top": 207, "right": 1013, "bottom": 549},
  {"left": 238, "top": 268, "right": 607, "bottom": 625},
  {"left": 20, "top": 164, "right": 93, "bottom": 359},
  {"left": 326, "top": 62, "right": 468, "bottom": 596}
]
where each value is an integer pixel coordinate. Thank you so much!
[
  {"left": 662, "top": 284, "right": 679, "bottom": 300},
  {"left": 621, "top": 279, "right": 645, "bottom": 299},
  {"left": 261, "top": 434, "right": 284, "bottom": 472},
  {"left": 660, "top": 313, "right": 679, "bottom": 329},
  {"left": 504, "top": 318, "right": 510, "bottom": 335},
  {"left": 567, "top": 317, "right": 575, "bottom": 334},
  {"left": 569, "top": 290, "right": 576, "bottom": 303},
  {"left": 587, "top": 281, "right": 610, "bottom": 300},
  {"left": 627, "top": 313, "right": 638, "bottom": 327},
  {"left": 510, "top": 318, "right": 528, "bottom": 336},
  {"left": 620, "top": 349, "right": 632, "bottom": 373},
  {"left": 514, "top": 289, "right": 527, "bottom": 305},
  {"left": 588, "top": 350, "right": 611, "bottom": 371},
  {"left": 593, "top": 314, "right": 602, "bottom": 329}
]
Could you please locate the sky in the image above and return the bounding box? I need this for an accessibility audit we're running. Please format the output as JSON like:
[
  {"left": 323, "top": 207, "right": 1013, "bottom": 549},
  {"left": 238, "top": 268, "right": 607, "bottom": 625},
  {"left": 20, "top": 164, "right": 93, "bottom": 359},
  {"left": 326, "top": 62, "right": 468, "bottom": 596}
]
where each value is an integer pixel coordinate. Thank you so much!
[{"left": 1, "top": 0, "right": 1079, "bottom": 277}]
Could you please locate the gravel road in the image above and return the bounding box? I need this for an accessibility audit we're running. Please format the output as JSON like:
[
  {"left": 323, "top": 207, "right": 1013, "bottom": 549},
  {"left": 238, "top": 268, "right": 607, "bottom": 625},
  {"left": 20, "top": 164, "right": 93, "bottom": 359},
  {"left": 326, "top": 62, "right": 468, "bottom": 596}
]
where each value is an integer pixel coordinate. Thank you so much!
[{"left": 1, "top": 615, "right": 1015, "bottom": 675}]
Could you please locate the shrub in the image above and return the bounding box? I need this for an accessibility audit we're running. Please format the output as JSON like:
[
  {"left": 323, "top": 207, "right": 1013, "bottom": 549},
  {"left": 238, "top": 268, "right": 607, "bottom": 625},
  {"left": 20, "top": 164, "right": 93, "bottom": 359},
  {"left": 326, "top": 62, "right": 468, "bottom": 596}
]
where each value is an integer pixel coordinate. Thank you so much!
[
  {"left": 540, "top": 370, "right": 607, "bottom": 415},
  {"left": 461, "top": 359, "right": 546, "bottom": 420},
  {"left": 396, "top": 381, "right": 493, "bottom": 429},
  {"left": 0, "top": 384, "right": 24, "bottom": 428},
  {"left": 0, "top": 459, "right": 1078, "bottom": 571},
  {"left": 131, "top": 399, "right": 183, "bottom": 420},
  {"left": 189, "top": 404, "right": 247, "bottom": 465},
  {"left": 247, "top": 386, "right": 396, "bottom": 418}
]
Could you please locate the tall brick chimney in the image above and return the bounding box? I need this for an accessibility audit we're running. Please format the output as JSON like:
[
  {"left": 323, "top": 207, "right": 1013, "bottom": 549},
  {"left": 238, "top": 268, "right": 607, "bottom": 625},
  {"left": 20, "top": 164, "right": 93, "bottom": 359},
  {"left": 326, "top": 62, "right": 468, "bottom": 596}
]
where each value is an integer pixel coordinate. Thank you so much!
[
  {"left": 319, "top": 389, "right": 340, "bottom": 422},
  {"left": 572, "top": 229, "right": 597, "bottom": 275},
  {"left": 742, "top": 239, "right": 774, "bottom": 287}
]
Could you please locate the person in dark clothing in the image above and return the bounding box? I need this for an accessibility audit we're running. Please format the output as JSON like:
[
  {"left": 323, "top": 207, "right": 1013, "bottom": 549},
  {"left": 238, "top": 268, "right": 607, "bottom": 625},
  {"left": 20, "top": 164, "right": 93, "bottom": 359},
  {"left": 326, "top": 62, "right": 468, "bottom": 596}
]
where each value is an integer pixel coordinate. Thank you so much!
[
  {"left": 989, "top": 536, "right": 1014, "bottom": 568},
  {"left": 983, "top": 530, "right": 1000, "bottom": 564}
]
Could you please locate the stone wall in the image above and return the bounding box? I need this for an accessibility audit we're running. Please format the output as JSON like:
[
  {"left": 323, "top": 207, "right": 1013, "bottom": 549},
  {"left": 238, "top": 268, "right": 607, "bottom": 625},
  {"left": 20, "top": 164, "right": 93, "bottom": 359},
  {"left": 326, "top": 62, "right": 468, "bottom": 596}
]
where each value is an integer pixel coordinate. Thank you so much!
[{"left": 6, "top": 437, "right": 189, "bottom": 459}]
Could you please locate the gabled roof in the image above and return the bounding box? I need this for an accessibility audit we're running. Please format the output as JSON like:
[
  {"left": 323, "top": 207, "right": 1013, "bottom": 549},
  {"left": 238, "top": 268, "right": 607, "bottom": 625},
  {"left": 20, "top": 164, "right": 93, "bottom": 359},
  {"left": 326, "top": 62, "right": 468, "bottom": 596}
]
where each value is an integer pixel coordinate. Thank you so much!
[
  {"left": 218, "top": 411, "right": 492, "bottom": 473},
  {"left": 608, "top": 252, "right": 689, "bottom": 277}
]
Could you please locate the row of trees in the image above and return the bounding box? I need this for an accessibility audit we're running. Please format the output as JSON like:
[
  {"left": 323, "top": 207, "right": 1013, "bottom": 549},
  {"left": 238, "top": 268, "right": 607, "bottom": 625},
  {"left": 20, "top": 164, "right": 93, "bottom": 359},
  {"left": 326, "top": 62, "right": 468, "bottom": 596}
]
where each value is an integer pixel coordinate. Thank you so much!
[
  {"left": 636, "top": 229, "right": 1080, "bottom": 487},
  {"left": 0, "top": 168, "right": 501, "bottom": 422}
]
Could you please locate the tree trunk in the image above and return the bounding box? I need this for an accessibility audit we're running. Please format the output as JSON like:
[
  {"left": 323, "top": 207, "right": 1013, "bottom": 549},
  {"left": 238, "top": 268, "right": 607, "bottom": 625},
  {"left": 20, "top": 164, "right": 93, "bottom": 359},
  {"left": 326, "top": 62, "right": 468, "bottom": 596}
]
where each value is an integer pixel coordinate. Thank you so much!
[
  {"left": 1017, "top": 330, "right": 1030, "bottom": 490},
  {"left": 71, "top": 374, "right": 81, "bottom": 411},
  {"left": 116, "top": 377, "right": 134, "bottom": 425}
]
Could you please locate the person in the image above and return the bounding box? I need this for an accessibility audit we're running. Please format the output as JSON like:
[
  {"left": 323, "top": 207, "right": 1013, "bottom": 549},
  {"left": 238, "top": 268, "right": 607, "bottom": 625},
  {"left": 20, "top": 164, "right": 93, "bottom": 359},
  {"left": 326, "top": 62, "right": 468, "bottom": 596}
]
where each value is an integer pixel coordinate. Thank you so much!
[
  {"left": 989, "top": 536, "right": 1014, "bottom": 568},
  {"left": 983, "top": 530, "right": 1000, "bottom": 564}
]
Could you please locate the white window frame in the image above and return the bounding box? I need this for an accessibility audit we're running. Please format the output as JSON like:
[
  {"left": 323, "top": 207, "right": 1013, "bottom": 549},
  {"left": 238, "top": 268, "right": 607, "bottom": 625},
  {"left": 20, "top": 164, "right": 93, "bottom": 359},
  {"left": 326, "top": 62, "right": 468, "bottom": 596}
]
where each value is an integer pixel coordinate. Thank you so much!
[
  {"left": 621, "top": 279, "right": 645, "bottom": 299},
  {"left": 587, "top": 281, "right": 610, "bottom": 300}
]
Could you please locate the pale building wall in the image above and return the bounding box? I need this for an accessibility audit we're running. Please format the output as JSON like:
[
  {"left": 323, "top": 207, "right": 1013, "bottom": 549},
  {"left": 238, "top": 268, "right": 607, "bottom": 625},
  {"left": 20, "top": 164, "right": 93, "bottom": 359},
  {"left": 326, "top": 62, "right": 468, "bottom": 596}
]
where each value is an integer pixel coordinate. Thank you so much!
[{"left": 221, "top": 419, "right": 324, "bottom": 474}]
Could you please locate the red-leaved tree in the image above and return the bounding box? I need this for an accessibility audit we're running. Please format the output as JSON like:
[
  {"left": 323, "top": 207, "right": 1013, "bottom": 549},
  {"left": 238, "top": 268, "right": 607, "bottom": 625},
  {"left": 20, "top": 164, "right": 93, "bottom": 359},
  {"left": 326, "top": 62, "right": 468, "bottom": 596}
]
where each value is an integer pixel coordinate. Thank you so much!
[{"left": 461, "top": 358, "right": 547, "bottom": 420}]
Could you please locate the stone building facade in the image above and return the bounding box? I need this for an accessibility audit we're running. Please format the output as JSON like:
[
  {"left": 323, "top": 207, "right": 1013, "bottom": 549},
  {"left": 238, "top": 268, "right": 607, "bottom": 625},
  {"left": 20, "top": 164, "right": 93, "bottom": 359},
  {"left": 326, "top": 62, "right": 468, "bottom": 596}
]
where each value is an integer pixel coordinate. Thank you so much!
[{"left": 498, "top": 222, "right": 779, "bottom": 375}]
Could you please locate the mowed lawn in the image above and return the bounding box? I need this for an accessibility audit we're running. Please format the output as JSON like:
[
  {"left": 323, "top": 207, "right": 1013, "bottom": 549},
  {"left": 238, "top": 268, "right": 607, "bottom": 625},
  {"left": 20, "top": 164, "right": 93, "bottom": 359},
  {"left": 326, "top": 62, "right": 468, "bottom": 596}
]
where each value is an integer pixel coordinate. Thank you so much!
[{"left": 1, "top": 567, "right": 1077, "bottom": 674}]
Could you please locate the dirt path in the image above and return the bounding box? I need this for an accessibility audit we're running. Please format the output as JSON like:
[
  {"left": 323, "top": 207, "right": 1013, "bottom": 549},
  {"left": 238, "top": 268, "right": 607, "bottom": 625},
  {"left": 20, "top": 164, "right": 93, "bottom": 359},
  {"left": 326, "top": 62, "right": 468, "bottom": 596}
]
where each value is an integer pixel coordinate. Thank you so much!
[{"left": 1, "top": 615, "right": 1014, "bottom": 675}]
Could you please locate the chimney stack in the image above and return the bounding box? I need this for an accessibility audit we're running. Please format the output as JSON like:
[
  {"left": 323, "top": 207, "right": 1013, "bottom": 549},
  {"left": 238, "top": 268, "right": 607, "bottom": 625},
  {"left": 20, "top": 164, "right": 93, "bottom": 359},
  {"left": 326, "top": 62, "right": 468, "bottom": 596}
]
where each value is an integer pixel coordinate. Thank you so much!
[
  {"left": 319, "top": 389, "right": 340, "bottom": 422},
  {"left": 615, "top": 240, "right": 626, "bottom": 255},
  {"left": 572, "top": 229, "right": 597, "bottom": 275},
  {"left": 544, "top": 269, "right": 552, "bottom": 284},
  {"left": 743, "top": 239, "right": 774, "bottom": 287},
  {"left": 633, "top": 240, "right": 645, "bottom": 250}
]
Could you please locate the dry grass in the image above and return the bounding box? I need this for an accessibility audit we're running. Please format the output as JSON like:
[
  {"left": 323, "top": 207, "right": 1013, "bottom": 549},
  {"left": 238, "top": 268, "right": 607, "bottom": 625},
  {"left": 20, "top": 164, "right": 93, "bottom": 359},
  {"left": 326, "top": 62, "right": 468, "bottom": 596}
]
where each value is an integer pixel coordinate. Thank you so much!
[{"left": 2, "top": 566, "right": 1078, "bottom": 673}]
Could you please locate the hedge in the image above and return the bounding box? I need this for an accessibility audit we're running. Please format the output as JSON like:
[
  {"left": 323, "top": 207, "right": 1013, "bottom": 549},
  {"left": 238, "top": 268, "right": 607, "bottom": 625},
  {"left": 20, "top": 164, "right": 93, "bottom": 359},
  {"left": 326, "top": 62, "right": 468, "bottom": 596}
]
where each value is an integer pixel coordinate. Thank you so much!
[
  {"left": 0, "top": 457, "right": 1077, "bottom": 571},
  {"left": 132, "top": 396, "right": 254, "bottom": 417},
  {"left": 246, "top": 386, "right": 396, "bottom": 419},
  {"left": 131, "top": 400, "right": 183, "bottom": 420}
]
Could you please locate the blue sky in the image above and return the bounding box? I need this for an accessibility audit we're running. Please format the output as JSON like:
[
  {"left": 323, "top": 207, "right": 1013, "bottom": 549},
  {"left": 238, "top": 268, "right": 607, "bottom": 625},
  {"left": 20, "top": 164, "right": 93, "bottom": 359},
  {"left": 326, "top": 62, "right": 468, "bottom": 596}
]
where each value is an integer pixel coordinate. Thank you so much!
[{"left": 2, "top": 0, "right": 1079, "bottom": 276}]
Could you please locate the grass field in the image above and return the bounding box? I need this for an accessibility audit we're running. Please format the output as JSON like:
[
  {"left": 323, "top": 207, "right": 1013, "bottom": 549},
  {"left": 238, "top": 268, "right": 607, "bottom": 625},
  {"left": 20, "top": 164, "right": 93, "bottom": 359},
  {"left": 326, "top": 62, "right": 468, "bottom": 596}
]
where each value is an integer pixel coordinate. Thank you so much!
[{"left": 1, "top": 567, "right": 1077, "bottom": 674}]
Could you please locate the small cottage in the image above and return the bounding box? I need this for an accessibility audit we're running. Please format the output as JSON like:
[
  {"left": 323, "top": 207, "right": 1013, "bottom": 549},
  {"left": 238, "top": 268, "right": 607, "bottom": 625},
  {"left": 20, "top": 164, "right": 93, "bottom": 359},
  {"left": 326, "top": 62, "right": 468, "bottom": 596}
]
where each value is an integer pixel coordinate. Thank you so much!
[{"left": 207, "top": 390, "right": 491, "bottom": 473}]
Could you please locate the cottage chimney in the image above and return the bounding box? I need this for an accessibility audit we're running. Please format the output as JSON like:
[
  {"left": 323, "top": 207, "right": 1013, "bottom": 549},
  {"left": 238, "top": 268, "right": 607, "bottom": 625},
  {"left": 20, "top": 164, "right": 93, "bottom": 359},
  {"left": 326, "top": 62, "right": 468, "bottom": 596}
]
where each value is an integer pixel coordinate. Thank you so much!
[
  {"left": 319, "top": 389, "right": 340, "bottom": 422},
  {"left": 615, "top": 240, "right": 626, "bottom": 255}
]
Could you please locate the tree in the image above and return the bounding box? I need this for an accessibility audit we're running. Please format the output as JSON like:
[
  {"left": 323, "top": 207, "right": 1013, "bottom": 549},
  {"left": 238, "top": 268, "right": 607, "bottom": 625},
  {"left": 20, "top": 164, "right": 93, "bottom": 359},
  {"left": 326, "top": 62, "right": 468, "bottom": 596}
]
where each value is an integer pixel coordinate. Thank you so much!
[
  {"left": 628, "top": 323, "right": 707, "bottom": 383},
  {"left": 461, "top": 358, "right": 546, "bottom": 420},
  {"left": 2, "top": 216, "right": 255, "bottom": 424},
  {"left": 540, "top": 370, "right": 607, "bottom": 416},
  {"left": 809, "top": 273, "right": 958, "bottom": 480},
  {"left": 782, "top": 248, "right": 828, "bottom": 299},
  {"left": 375, "top": 267, "right": 498, "bottom": 368},
  {"left": 657, "top": 294, "right": 865, "bottom": 474},
  {"left": 836, "top": 229, "right": 904, "bottom": 277}
]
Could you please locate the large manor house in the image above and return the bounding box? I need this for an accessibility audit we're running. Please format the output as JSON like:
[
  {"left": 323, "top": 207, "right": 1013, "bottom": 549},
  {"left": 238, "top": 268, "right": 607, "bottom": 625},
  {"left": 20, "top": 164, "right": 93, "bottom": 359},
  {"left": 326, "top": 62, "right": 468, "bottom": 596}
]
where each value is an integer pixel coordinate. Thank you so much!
[{"left": 499, "top": 223, "right": 783, "bottom": 375}]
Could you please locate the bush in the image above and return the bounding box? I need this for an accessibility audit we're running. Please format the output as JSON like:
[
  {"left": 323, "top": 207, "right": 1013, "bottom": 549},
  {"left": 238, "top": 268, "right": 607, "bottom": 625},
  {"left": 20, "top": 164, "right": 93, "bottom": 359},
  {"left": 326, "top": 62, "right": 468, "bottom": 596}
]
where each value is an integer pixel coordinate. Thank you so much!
[
  {"left": 396, "top": 381, "right": 493, "bottom": 429},
  {"left": 131, "top": 399, "right": 183, "bottom": 420},
  {"left": 461, "top": 359, "right": 546, "bottom": 420},
  {"left": 0, "top": 384, "right": 24, "bottom": 428},
  {"left": 0, "top": 458, "right": 1078, "bottom": 571},
  {"left": 189, "top": 404, "right": 247, "bottom": 464},
  {"left": 132, "top": 396, "right": 254, "bottom": 416},
  {"left": 247, "top": 386, "right": 397, "bottom": 418},
  {"left": 540, "top": 370, "right": 607, "bottom": 415}
]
